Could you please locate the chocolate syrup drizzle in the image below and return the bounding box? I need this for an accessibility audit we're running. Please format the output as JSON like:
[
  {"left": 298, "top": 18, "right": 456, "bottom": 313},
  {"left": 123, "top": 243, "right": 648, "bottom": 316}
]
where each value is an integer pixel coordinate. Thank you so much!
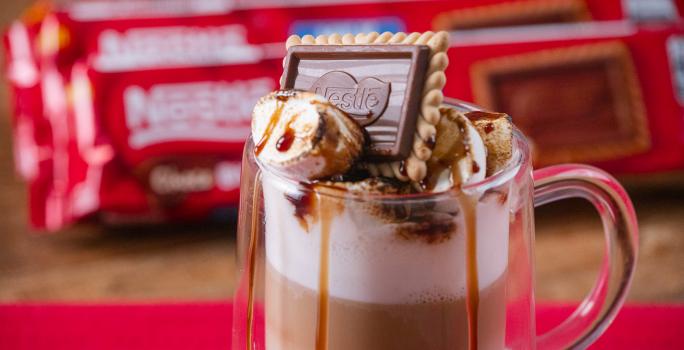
[
  {"left": 255, "top": 102, "right": 285, "bottom": 156},
  {"left": 245, "top": 171, "right": 262, "bottom": 350},
  {"left": 315, "top": 194, "right": 335, "bottom": 350},
  {"left": 284, "top": 189, "right": 314, "bottom": 231},
  {"left": 267, "top": 182, "right": 338, "bottom": 350},
  {"left": 276, "top": 113, "right": 299, "bottom": 152},
  {"left": 459, "top": 194, "right": 480, "bottom": 350},
  {"left": 248, "top": 99, "right": 290, "bottom": 350}
]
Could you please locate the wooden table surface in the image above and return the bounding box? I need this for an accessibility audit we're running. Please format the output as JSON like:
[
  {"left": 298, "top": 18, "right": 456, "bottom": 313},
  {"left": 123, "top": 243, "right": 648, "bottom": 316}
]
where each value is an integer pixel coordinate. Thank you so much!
[{"left": 0, "top": 1, "right": 683, "bottom": 303}]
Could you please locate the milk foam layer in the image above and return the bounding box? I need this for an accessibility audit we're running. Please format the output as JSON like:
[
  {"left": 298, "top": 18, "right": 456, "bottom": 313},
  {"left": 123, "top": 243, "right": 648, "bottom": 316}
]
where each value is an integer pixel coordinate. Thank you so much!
[{"left": 262, "top": 172, "right": 510, "bottom": 304}]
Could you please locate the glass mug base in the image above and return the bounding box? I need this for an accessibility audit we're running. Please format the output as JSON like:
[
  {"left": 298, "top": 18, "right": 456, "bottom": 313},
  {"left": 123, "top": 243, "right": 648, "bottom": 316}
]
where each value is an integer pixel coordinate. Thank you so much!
[{"left": 232, "top": 99, "right": 638, "bottom": 350}]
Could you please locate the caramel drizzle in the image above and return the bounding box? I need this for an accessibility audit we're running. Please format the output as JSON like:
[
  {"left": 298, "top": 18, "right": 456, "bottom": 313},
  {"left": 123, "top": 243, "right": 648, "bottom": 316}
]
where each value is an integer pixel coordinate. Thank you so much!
[
  {"left": 420, "top": 115, "right": 469, "bottom": 192},
  {"left": 315, "top": 193, "right": 333, "bottom": 350},
  {"left": 276, "top": 113, "right": 300, "bottom": 152},
  {"left": 459, "top": 194, "right": 479, "bottom": 350},
  {"left": 419, "top": 109, "right": 482, "bottom": 349},
  {"left": 281, "top": 184, "right": 337, "bottom": 350},
  {"left": 245, "top": 171, "right": 262, "bottom": 350},
  {"left": 255, "top": 102, "right": 285, "bottom": 156}
]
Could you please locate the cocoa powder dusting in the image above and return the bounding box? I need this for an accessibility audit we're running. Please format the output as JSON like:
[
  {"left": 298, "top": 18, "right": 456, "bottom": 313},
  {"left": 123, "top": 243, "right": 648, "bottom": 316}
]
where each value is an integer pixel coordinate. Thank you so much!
[
  {"left": 395, "top": 218, "right": 455, "bottom": 244},
  {"left": 465, "top": 110, "right": 507, "bottom": 121}
]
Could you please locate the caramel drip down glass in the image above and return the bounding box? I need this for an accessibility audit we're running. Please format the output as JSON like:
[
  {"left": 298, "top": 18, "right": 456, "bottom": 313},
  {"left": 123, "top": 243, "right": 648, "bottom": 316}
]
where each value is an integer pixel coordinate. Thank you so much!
[{"left": 232, "top": 99, "right": 638, "bottom": 350}]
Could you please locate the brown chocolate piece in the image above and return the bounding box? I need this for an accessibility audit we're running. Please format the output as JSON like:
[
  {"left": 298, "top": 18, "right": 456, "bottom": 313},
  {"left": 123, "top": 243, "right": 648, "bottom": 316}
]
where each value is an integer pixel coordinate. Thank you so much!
[
  {"left": 472, "top": 41, "right": 650, "bottom": 165},
  {"left": 282, "top": 44, "right": 430, "bottom": 161}
]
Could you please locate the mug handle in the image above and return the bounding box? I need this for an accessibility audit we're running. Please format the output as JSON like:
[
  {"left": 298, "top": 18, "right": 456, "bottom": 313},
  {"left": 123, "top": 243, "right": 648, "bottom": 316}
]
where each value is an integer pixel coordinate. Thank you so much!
[{"left": 533, "top": 164, "right": 639, "bottom": 349}]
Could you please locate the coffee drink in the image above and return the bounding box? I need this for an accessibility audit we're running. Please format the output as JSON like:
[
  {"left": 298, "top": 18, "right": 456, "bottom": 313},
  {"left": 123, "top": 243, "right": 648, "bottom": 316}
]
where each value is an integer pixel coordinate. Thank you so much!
[
  {"left": 260, "top": 174, "right": 510, "bottom": 350},
  {"left": 237, "top": 30, "right": 637, "bottom": 350},
  {"left": 265, "top": 264, "right": 506, "bottom": 350},
  {"left": 244, "top": 30, "right": 516, "bottom": 350}
]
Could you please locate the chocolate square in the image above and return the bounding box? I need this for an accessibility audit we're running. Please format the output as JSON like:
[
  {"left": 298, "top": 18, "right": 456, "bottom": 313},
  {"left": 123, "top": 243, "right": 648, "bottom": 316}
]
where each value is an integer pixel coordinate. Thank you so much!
[
  {"left": 433, "top": 0, "right": 590, "bottom": 31},
  {"left": 282, "top": 45, "right": 430, "bottom": 161},
  {"left": 472, "top": 42, "right": 650, "bottom": 165}
]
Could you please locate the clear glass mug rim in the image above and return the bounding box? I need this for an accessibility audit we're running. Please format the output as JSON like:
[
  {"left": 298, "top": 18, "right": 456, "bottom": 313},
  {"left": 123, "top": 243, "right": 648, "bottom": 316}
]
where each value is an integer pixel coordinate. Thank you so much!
[{"left": 253, "top": 97, "right": 530, "bottom": 201}]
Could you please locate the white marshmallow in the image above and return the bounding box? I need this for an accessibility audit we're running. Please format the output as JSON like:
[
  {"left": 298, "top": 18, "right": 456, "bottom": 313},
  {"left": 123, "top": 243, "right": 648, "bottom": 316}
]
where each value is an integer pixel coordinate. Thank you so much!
[
  {"left": 427, "top": 109, "right": 488, "bottom": 192},
  {"left": 251, "top": 90, "right": 365, "bottom": 180}
]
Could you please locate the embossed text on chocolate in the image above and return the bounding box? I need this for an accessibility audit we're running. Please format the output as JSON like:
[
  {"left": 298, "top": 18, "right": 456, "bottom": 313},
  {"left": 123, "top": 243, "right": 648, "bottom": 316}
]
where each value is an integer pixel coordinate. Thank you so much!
[{"left": 311, "top": 71, "right": 390, "bottom": 125}]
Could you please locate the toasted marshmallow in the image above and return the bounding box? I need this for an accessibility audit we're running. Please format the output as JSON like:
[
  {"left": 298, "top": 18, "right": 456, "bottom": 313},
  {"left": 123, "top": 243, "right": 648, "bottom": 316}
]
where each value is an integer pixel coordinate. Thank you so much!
[
  {"left": 420, "top": 107, "right": 487, "bottom": 191},
  {"left": 466, "top": 111, "right": 513, "bottom": 176},
  {"left": 251, "top": 90, "right": 365, "bottom": 180}
]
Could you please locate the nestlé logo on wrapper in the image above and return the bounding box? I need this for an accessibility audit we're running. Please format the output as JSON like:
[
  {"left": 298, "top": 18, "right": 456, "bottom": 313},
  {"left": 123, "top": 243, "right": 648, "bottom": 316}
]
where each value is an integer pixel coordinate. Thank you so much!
[
  {"left": 311, "top": 71, "right": 390, "bottom": 126},
  {"left": 124, "top": 77, "right": 274, "bottom": 149},
  {"left": 94, "top": 24, "right": 262, "bottom": 72}
]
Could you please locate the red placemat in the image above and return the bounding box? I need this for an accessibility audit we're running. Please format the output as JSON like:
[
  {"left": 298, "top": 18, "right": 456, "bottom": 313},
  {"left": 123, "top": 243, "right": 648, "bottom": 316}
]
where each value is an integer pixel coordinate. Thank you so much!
[{"left": 0, "top": 303, "right": 682, "bottom": 349}]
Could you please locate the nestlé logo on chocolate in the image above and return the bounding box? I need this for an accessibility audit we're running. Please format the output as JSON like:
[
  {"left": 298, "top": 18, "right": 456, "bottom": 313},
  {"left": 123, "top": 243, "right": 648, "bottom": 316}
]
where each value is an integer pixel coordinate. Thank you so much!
[{"left": 310, "top": 71, "right": 390, "bottom": 126}]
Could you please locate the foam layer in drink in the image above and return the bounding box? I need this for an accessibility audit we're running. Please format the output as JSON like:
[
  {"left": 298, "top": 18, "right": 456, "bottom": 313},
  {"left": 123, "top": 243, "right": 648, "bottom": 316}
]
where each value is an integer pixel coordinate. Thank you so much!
[{"left": 262, "top": 172, "right": 510, "bottom": 304}]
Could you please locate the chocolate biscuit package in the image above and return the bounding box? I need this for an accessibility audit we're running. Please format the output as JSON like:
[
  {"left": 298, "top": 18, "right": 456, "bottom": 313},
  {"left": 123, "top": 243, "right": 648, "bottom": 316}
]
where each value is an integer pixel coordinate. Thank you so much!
[
  {"left": 444, "top": 22, "right": 684, "bottom": 175},
  {"left": 5, "top": 0, "right": 683, "bottom": 230},
  {"left": 4, "top": 1, "right": 284, "bottom": 230}
]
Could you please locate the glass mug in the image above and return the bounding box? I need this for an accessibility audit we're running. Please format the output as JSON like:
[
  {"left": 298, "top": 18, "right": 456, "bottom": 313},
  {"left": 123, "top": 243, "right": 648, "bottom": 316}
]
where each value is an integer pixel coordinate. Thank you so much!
[{"left": 232, "top": 99, "right": 638, "bottom": 350}]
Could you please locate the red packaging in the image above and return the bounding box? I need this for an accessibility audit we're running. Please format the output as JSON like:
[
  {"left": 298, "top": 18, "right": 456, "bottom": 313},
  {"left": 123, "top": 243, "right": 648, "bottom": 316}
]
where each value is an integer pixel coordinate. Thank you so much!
[
  {"left": 4, "top": 20, "right": 44, "bottom": 182},
  {"left": 85, "top": 62, "right": 280, "bottom": 224},
  {"left": 5, "top": 0, "right": 684, "bottom": 231},
  {"left": 6, "top": 2, "right": 286, "bottom": 230},
  {"left": 444, "top": 21, "right": 684, "bottom": 174}
]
